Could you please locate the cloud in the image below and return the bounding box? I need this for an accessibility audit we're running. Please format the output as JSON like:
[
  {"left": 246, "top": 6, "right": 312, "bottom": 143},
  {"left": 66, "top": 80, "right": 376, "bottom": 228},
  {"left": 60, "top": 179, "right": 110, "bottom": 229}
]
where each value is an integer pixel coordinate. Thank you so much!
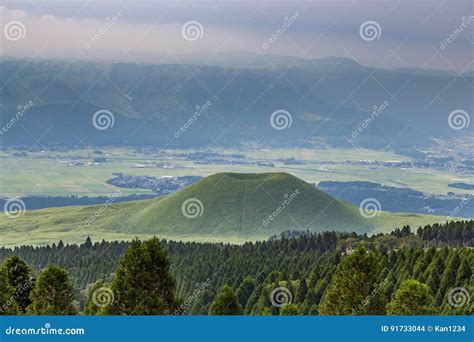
[
  {"left": 0, "top": 1, "right": 472, "bottom": 71},
  {"left": 0, "top": 5, "right": 265, "bottom": 62}
]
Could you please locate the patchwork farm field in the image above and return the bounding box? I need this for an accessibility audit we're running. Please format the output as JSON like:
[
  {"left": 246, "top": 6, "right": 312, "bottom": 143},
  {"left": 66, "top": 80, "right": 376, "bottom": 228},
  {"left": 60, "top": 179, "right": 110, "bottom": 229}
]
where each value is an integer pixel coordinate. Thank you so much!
[{"left": 1, "top": 147, "right": 472, "bottom": 198}]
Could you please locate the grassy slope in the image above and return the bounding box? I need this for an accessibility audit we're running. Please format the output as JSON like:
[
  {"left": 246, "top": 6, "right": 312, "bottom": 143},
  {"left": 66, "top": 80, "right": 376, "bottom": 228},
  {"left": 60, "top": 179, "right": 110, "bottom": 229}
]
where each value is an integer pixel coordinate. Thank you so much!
[{"left": 0, "top": 173, "right": 450, "bottom": 247}]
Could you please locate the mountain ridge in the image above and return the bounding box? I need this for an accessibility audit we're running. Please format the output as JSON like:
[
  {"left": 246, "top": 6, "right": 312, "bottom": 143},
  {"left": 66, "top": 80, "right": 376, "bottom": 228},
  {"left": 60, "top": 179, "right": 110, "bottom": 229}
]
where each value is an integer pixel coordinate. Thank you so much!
[{"left": 1, "top": 58, "right": 471, "bottom": 149}]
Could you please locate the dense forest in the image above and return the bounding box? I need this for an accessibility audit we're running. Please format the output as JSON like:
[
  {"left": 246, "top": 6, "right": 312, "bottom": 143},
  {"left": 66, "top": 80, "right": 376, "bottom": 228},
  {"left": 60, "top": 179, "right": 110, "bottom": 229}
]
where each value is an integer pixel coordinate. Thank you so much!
[{"left": 0, "top": 221, "right": 472, "bottom": 316}]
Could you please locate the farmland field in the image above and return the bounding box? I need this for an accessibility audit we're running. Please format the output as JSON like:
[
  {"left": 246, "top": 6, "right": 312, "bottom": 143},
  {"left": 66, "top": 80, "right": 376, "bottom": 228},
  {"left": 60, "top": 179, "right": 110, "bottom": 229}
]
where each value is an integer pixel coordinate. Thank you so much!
[{"left": 1, "top": 147, "right": 472, "bottom": 198}]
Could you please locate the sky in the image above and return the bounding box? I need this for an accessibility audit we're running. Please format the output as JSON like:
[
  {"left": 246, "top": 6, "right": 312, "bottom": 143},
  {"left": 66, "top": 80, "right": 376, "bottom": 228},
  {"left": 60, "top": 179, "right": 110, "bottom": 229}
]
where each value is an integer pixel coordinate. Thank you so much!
[{"left": 0, "top": 0, "right": 473, "bottom": 71}]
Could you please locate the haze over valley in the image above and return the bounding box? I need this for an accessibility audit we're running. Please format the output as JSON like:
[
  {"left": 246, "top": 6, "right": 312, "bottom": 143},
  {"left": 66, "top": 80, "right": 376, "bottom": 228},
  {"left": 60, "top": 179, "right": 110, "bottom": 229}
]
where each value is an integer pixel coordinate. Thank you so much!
[{"left": 0, "top": 0, "right": 472, "bottom": 319}]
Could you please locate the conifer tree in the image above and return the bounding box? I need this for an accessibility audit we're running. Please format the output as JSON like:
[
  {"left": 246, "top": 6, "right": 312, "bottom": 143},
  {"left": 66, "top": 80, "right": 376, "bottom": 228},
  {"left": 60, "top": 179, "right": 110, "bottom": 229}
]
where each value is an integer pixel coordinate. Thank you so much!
[
  {"left": 296, "top": 279, "right": 308, "bottom": 303},
  {"left": 439, "top": 253, "right": 460, "bottom": 294},
  {"left": 209, "top": 285, "right": 242, "bottom": 315},
  {"left": 314, "top": 278, "right": 327, "bottom": 305},
  {"left": 0, "top": 267, "right": 19, "bottom": 315},
  {"left": 301, "top": 288, "right": 318, "bottom": 315},
  {"left": 84, "top": 280, "right": 111, "bottom": 315},
  {"left": 386, "top": 279, "right": 434, "bottom": 315},
  {"left": 456, "top": 258, "right": 471, "bottom": 284},
  {"left": 244, "top": 284, "right": 263, "bottom": 315},
  {"left": 28, "top": 265, "right": 77, "bottom": 315},
  {"left": 3, "top": 256, "right": 33, "bottom": 312},
  {"left": 236, "top": 277, "right": 255, "bottom": 309},
  {"left": 106, "top": 237, "right": 178, "bottom": 315},
  {"left": 190, "top": 289, "right": 215, "bottom": 315},
  {"left": 253, "top": 287, "right": 273, "bottom": 315},
  {"left": 319, "top": 246, "right": 387, "bottom": 315}
]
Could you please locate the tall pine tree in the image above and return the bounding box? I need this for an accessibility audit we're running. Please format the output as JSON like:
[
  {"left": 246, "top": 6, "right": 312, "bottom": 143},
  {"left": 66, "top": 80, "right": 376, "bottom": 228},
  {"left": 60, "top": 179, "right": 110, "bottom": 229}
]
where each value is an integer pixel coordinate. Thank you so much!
[
  {"left": 209, "top": 285, "right": 242, "bottom": 315},
  {"left": 386, "top": 279, "right": 434, "bottom": 315},
  {"left": 106, "top": 237, "right": 178, "bottom": 315},
  {"left": 319, "top": 246, "right": 387, "bottom": 315},
  {"left": 3, "top": 256, "right": 33, "bottom": 312},
  {"left": 28, "top": 265, "right": 77, "bottom": 315}
]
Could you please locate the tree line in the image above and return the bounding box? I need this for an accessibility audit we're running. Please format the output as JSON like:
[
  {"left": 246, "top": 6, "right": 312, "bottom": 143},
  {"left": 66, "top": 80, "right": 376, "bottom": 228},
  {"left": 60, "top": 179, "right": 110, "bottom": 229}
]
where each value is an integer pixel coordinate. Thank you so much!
[{"left": 0, "top": 221, "right": 472, "bottom": 315}]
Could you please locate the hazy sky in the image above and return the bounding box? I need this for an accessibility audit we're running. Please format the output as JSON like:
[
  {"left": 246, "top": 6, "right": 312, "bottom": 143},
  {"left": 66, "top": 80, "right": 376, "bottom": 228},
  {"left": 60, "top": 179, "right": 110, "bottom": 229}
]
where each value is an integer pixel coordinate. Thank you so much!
[{"left": 1, "top": 0, "right": 472, "bottom": 71}]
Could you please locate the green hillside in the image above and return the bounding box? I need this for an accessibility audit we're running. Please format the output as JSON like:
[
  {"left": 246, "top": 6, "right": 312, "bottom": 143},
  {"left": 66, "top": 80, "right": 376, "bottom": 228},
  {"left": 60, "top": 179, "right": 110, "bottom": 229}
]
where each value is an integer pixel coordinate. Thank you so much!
[
  {"left": 126, "top": 172, "right": 374, "bottom": 235},
  {"left": 0, "top": 173, "right": 450, "bottom": 246}
]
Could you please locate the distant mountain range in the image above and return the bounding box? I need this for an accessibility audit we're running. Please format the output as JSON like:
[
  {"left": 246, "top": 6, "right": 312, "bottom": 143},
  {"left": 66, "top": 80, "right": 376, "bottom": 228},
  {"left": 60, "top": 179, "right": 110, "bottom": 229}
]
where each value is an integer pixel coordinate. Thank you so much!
[
  {"left": 1, "top": 54, "right": 472, "bottom": 149},
  {"left": 0, "top": 172, "right": 449, "bottom": 246}
]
